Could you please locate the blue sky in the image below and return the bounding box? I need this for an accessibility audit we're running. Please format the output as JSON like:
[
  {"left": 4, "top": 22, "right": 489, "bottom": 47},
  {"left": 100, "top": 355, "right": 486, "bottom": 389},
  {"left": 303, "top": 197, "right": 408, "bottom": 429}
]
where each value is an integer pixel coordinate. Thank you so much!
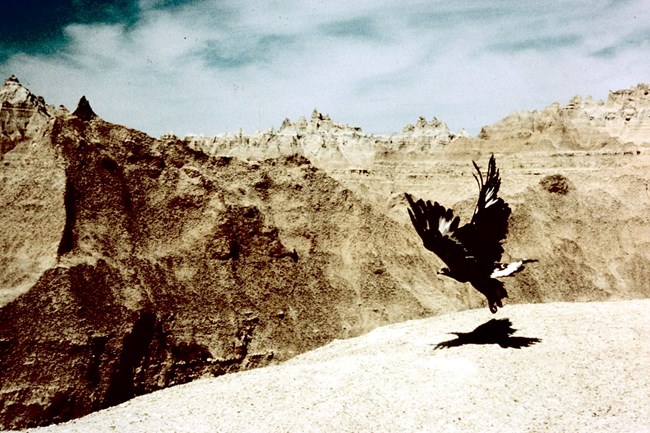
[{"left": 1, "top": 0, "right": 648, "bottom": 137}]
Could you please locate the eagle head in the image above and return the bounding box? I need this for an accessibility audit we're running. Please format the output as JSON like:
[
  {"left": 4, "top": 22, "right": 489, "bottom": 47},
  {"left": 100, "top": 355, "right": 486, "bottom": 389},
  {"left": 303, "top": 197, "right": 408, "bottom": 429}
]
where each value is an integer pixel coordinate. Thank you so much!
[{"left": 437, "top": 267, "right": 452, "bottom": 276}]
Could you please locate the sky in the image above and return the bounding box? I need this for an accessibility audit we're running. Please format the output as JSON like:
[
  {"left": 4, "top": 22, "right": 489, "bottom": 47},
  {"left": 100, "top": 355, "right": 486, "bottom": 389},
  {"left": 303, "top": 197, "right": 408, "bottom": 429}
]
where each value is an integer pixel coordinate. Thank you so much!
[{"left": 1, "top": 0, "right": 649, "bottom": 137}]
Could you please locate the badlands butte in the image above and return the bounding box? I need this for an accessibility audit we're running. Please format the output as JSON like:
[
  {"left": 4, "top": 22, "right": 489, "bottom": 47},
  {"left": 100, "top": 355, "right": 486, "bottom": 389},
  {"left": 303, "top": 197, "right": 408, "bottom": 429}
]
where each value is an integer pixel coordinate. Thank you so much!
[{"left": 0, "top": 74, "right": 649, "bottom": 430}]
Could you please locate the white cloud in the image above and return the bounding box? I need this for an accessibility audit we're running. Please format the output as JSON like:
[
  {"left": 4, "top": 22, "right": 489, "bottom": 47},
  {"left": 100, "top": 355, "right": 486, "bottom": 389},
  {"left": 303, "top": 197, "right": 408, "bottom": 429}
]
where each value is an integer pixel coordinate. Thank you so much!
[{"left": 2, "top": 0, "right": 649, "bottom": 136}]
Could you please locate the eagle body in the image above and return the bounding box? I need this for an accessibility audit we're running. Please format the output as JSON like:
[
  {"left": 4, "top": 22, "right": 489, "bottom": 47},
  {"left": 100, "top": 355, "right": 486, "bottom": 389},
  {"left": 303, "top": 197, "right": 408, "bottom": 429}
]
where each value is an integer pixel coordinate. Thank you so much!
[{"left": 406, "top": 155, "right": 529, "bottom": 313}]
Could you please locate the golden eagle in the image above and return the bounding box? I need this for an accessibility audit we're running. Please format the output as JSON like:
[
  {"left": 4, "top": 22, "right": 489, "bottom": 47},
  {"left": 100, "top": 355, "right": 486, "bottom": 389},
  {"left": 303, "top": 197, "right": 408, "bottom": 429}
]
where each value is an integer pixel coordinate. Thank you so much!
[{"left": 405, "top": 155, "right": 534, "bottom": 313}]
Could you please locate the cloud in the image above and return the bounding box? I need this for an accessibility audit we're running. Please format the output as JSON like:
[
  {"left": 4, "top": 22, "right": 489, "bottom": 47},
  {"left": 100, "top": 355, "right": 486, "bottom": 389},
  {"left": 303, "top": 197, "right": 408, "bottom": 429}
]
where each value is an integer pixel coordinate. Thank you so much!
[
  {"left": 319, "top": 17, "right": 386, "bottom": 41},
  {"left": 199, "top": 34, "right": 299, "bottom": 69},
  {"left": 488, "top": 35, "right": 583, "bottom": 53},
  {"left": 1, "top": 0, "right": 649, "bottom": 137},
  {"left": 590, "top": 28, "right": 650, "bottom": 57}
]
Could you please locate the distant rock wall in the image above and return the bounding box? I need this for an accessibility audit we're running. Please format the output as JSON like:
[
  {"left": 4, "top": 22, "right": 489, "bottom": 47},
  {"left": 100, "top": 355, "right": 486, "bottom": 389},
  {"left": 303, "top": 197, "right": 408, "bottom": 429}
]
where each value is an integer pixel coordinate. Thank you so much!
[
  {"left": 504, "top": 170, "right": 650, "bottom": 304},
  {"left": 478, "top": 83, "right": 650, "bottom": 150},
  {"left": 185, "top": 84, "right": 649, "bottom": 169},
  {"left": 185, "top": 110, "right": 463, "bottom": 172}
]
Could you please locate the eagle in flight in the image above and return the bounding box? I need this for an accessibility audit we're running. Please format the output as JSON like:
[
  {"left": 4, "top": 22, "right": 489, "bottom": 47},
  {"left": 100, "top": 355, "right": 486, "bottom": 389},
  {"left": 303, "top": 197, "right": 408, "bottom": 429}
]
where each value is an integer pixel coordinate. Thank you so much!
[{"left": 405, "top": 155, "right": 533, "bottom": 313}]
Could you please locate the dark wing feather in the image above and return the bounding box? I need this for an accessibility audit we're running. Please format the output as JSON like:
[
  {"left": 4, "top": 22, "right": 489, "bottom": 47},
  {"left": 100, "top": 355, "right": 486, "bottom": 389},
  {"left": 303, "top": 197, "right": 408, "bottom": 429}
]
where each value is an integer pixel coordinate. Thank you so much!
[
  {"left": 405, "top": 193, "right": 468, "bottom": 273},
  {"left": 458, "top": 155, "right": 511, "bottom": 265}
]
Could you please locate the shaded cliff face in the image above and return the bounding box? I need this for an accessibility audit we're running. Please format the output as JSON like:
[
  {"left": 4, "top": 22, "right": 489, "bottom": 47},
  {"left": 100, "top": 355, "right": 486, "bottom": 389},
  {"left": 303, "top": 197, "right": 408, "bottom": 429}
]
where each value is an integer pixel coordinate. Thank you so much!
[{"left": 0, "top": 88, "right": 447, "bottom": 429}]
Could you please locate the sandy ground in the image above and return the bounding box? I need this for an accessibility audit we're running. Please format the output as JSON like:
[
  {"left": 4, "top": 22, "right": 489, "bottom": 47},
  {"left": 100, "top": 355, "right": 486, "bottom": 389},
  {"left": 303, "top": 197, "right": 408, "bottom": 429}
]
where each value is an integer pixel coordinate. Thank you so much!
[{"left": 15, "top": 299, "right": 650, "bottom": 433}]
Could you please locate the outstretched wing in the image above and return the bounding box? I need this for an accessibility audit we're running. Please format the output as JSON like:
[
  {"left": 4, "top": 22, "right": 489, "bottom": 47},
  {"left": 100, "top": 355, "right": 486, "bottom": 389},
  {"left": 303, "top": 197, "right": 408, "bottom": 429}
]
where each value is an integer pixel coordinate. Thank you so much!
[
  {"left": 459, "top": 155, "right": 511, "bottom": 264},
  {"left": 405, "top": 193, "right": 469, "bottom": 272}
]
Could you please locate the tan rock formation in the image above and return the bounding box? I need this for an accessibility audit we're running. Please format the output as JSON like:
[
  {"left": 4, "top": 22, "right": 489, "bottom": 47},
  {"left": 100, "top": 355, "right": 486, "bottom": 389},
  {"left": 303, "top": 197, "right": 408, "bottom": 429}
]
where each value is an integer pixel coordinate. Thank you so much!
[
  {"left": 0, "top": 81, "right": 453, "bottom": 430},
  {"left": 1, "top": 76, "right": 648, "bottom": 430},
  {"left": 478, "top": 83, "right": 650, "bottom": 150},
  {"left": 185, "top": 113, "right": 465, "bottom": 173},
  {"left": 0, "top": 75, "right": 54, "bottom": 156},
  {"left": 185, "top": 84, "right": 650, "bottom": 170},
  {"left": 0, "top": 76, "right": 65, "bottom": 307},
  {"left": 185, "top": 109, "right": 370, "bottom": 171}
]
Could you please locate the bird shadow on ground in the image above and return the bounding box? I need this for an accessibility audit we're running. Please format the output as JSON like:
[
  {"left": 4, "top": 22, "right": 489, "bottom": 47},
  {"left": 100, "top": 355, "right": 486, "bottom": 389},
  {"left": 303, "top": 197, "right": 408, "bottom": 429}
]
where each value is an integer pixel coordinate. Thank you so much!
[{"left": 433, "top": 318, "right": 541, "bottom": 349}]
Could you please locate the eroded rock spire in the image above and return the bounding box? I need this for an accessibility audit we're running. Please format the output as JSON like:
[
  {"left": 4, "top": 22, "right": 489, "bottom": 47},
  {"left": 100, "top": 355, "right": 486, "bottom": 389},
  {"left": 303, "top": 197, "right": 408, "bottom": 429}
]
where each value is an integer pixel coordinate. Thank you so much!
[{"left": 72, "top": 95, "right": 97, "bottom": 121}]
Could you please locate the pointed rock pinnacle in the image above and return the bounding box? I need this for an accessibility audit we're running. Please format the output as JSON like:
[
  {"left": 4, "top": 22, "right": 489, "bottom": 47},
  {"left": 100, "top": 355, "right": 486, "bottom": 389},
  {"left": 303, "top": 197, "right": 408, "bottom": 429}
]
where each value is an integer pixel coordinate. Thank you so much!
[{"left": 72, "top": 96, "right": 97, "bottom": 121}]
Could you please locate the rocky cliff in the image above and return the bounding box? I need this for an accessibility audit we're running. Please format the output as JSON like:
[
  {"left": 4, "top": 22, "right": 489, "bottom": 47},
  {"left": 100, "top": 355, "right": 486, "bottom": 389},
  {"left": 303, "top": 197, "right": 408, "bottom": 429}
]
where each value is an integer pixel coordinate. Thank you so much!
[
  {"left": 0, "top": 77, "right": 648, "bottom": 430},
  {"left": 0, "top": 79, "right": 458, "bottom": 430},
  {"left": 0, "top": 76, "right": 66, "bottom": 307},
  {"left": 185, "top": 84, "right": 649, "bottom": 171},
  {"left": 477, "top": 83, "right": 650, "bottom": 150},
  {"left": 0, "top": 75, "right": 58, "bottom": 156},
  {"left": 185, "top": 111, "right": 464, "bottom": 173}
]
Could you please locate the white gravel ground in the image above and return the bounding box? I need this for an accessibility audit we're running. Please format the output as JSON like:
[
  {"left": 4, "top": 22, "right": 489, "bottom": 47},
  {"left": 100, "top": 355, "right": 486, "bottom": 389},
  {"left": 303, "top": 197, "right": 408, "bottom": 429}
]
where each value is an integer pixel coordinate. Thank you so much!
[{"left": 18, "top": 299, "right": 650, "bottom": 433}]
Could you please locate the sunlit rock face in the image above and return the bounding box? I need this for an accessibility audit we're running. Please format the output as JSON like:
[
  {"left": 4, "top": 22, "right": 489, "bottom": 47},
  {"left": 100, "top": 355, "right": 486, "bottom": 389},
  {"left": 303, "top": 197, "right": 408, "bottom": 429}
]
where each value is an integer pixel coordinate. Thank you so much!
[
  {"left": 478, "top": 83, "right": 650, "bottom": 150},
  {"left": 601, "top": 84, "right": 650, "bottom": 145},
  {"left": 185, "top": 83, "right": 650, "bottom": 169},
  {"left": 0, "top": 76, "right": 66, "bottom": 308},
  {"left": 0, "top": 75, "right": 54, "bottom": 156},
  {"left": 185, "top": 112, "right": 465, "bottom": 173}
]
